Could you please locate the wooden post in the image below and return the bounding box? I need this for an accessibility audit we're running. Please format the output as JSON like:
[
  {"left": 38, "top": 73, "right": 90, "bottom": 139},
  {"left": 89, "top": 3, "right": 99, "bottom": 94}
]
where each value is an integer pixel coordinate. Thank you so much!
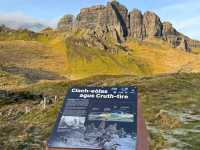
[
  {"left": 54, "top": 95, "right": 58, "bottom": 102},
  {"left": 25, "top": 106, "right": 31, "bottom": 113},
  {"left": 136, "top": 99, "right": 150, "bottom": 150},
  {"left": 43, "top": 97, "right": 47, "bottom": 110}
]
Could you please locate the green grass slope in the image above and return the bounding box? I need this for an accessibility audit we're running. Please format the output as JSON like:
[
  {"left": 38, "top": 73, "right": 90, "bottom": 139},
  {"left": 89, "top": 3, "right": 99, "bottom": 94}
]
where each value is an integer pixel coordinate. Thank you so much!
[
  {"left": 65, "top": 38, "right": 146, "bottom": 79},
  {"left": 65, "top": 31, "right": 200, "bottom": 79},
  {"left": 0, "top": 28, "right": 200, "bottom": 81},
  {"left": 0, "top": 73, "right": 200, "bottom": 150},
  {"left": 0, "top": 28, "right": 200, "bottom": 150}
]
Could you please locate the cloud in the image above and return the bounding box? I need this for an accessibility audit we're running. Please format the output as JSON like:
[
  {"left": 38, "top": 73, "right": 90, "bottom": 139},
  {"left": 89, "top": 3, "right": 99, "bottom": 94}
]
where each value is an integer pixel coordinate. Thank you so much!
[
  {"left": 0, "top": 11, "right": 37, "bottom": 23},
  {"left": 156, "top": 0, "right": 200, "bottom": 17},
  {"left": 0, "top": 11, "right": 58, "bottom": 30},
  {"left": 174, "top": 16, "right": 200, "bottom": 30},
  {"left": 175, "top": 17, "right": 200, "bottom": 40},
  {"left": 155, "top": 0, "right": 200, "bottom": 40}
]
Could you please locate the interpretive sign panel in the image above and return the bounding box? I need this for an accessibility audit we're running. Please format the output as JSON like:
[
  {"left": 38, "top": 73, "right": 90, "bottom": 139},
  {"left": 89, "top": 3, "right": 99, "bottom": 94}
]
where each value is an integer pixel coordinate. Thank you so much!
[{"left": 48, "top": 87, "right": 138, "bottom": 150}]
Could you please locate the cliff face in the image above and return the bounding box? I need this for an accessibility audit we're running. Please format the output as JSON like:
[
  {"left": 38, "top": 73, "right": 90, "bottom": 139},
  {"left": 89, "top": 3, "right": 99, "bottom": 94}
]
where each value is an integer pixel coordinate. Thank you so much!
[
  {"left": 188, "top": 39, "right": 200, "bottom": 48},
  {"left": 57, "top": 1, "right": 200, "bottom": 51},
  {"left": 129, "top": 9, "right": 144, "bottom": 40},
  {"left": 75, "top": 1, "right": 129, "bottom": 42},
  {"left": 143, "top": 11, "right": 163, "bottom": 37},
  {"left": 57, "top": 15, "right": 74, "bottom": 31}
]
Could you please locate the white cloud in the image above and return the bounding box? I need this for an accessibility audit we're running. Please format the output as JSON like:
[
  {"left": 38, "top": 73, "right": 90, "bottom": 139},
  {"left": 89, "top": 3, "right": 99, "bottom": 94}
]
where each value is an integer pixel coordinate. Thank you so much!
[
  {"left": 155, "top": 0, "right": 200, "bottom": 40},
  {"left": 0, "top": 11, "right": 58, "bottom": 31},
  {"left": 174, "top": 16, "right": 200, "bottom": 30},
  {"left": 156, "top": 0, "right": 200, "bottom": 17},
  {"left": 0, "top": 11, "right": 37, "bottom": 23}
]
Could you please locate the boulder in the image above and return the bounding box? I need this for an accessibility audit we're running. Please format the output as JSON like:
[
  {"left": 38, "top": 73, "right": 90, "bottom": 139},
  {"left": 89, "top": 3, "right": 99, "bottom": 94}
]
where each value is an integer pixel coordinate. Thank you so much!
[{"left": 177, "top": 38, "right": 191, "bottom": 52}]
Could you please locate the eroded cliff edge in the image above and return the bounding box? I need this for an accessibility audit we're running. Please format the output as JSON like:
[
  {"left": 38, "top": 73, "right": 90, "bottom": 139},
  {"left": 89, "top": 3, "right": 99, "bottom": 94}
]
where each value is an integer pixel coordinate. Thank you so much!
[{"left": 57, "top": 1, "right": 200, "bottom": 52}]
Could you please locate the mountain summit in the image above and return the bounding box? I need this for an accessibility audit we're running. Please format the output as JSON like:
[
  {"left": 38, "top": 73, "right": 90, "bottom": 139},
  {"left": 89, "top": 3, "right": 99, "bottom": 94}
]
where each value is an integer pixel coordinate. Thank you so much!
[{"left": 57, "top": 1, "right": 200, "bottom": 52}]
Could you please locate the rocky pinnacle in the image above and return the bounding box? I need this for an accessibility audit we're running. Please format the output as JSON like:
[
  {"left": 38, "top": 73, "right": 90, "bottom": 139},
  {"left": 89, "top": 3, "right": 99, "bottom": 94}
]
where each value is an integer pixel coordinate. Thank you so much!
[{"left": 57, "top": 1, "right": 200, "bottom": 51}]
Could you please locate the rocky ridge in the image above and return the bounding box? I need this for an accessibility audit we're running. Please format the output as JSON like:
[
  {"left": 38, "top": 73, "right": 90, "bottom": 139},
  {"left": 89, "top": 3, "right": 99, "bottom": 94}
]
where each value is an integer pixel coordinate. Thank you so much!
[
  {"left": 58, "top": 1, "right": 200, "bottom": 52},
  {"left": 57, "top": 15, "right": 74, "bottom": 31}
]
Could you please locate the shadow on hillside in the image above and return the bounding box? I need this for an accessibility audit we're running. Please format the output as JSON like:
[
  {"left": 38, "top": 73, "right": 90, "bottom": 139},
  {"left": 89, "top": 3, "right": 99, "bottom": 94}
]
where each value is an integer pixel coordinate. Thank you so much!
[
  {"left": 110, "top": 2, "right": 128, "bottom": 38},
  {"left": 0, "top": 89, "right": 42, "bottom": 103},
  {"left": 0, "top": 66, "right": 66, "bottom": 82}
]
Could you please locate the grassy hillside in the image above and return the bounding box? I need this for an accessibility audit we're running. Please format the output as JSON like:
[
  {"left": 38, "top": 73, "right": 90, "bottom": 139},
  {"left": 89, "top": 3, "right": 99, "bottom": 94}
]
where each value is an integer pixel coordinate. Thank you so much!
[
  {"left": 0, "top": 73, "right": 200, "bottom": 150},
  {"left": 192, "top": 48, "right": 200, "bottom": 54},
  {"left": 0, "top": 32, "right": 69, "bottom": 90},
  {"left": 0, "top": 29, "right": 200, "bottom": 81},
  {"left": 0, "top": 29, "right": 200, "bottom": 150},
  {"left": 65, "top": 38, "right": 144, "bottom": 79},
  {"left": 126, "top": 38, "right": 200, "bottom": 74},
  {"left": 65, "top": 31, "right": 200, "bottom": 79}
]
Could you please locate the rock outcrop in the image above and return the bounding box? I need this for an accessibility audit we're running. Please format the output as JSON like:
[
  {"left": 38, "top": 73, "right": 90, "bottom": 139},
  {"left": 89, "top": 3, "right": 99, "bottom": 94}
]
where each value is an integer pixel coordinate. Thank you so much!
[
  {"left": 143, "top": 11, "right": 163, "bottom": 37},
  {"left": 162, "top": 22, "right": 178, "bottom": 39},
  {"left": 177, "top": 38, "right": 191, "bottom": 52},
  {"left": 187, "top": 39, "right": 200, "bottom": 48},
  {"left": 58, "top": 0, "right": 200, "bottom": 52},
  {"left": 75, "top": 1, "right": 128, "bottom": 42},
  {"left": 57, "top": 15, "right": 74, "bottom": 31},
  {"left": 129, "top": 9, "right": 143, "bottom": 40}
]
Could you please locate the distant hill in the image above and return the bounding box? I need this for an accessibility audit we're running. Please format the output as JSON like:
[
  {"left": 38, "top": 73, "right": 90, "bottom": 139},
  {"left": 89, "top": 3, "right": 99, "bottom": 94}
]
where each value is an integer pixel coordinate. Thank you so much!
[
  {"left": 16, "top": 22, "right": 47, "bottom": 32},
  {"left": 0, "top": 21, "right": 47, "bottom": 32}
]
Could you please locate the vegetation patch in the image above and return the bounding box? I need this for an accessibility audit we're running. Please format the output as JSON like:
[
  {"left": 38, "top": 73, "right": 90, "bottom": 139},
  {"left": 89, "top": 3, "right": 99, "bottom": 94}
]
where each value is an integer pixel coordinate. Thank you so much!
[{"left": 0, "top": 73, "right": 200, "bottom": 149}]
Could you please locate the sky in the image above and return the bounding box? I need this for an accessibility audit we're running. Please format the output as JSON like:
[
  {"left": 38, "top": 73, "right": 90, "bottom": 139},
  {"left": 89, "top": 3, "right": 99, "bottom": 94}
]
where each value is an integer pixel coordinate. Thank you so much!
[{"left": 0, "top": 0, "right": 199, "bottom": 40}]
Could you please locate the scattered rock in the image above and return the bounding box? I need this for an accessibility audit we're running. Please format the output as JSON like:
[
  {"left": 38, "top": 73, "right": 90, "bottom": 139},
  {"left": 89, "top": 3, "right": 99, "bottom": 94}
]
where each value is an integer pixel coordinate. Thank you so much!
[
  {"left": 163, "top": 133, "right": 192, "bottom": 150},
  {"left": 25, "top": 106, "right": 31, "bottom": 114},
  {"left": 179, "top": 113, "right": 200, "bottom": 123},
  {"left": 194, "top": 125, "right": 200, "bottom": 130},
  {"left": 155, "top": 110, "right": 181, "bottom": 129}
]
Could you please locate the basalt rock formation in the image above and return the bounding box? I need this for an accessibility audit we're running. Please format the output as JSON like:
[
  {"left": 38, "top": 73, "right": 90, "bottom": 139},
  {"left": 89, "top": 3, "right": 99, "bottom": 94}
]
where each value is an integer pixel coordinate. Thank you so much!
[
  {"left": 129, "top": 9, "right": 144, "bottom": 40},
  {"left": 57, "top": 15, "right": 74, "bottom": 31},
  {"left": 143, "top": 11, "right": 163, "bottom": 37},
  {"left": 75, "top": 1, "right": 129, "bottom": 43},
  {"left": 187, "top": 39, "right": 200, "bottom": 48},
  {"left": 57, "top": 0, "right": 200, "bottom": 52}
]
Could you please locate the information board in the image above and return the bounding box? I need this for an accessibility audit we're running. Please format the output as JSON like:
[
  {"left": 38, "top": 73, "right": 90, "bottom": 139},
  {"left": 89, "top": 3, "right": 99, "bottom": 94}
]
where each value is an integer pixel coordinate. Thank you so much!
[{"left": 48, "top": 87, "right": 137, "bottom": 150}]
